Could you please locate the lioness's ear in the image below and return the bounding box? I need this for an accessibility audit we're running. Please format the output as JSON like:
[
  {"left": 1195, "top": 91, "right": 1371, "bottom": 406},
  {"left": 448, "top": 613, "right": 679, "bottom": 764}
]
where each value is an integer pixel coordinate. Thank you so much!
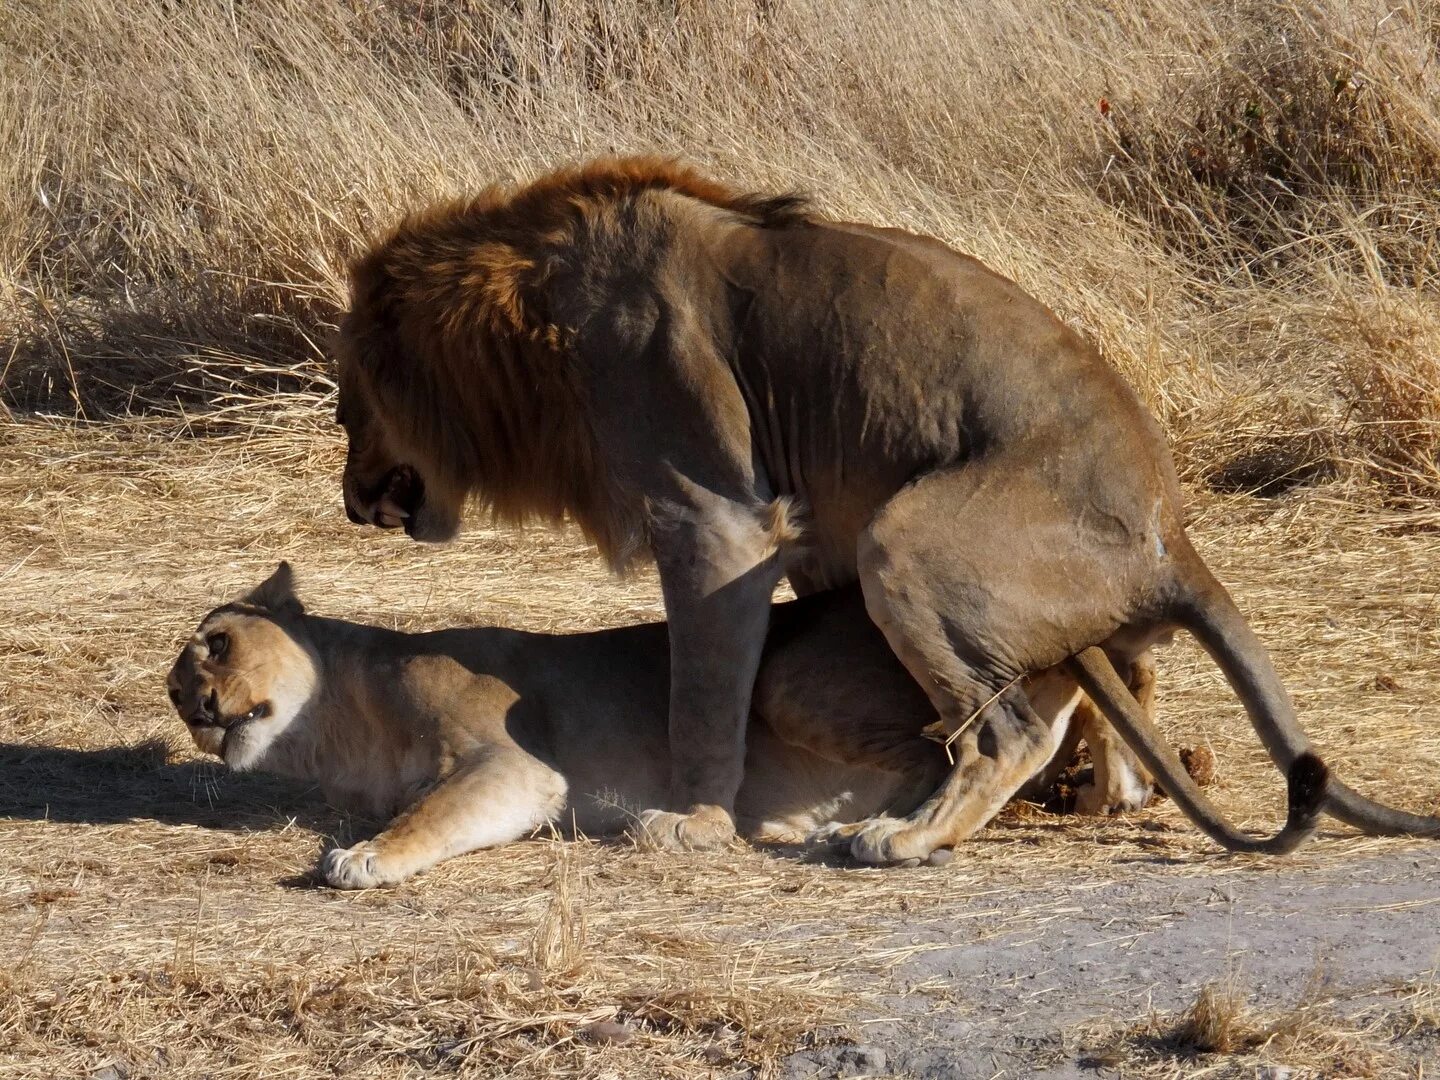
[{"left": 242, "top": 561, "right": 305, "bottom": 616}]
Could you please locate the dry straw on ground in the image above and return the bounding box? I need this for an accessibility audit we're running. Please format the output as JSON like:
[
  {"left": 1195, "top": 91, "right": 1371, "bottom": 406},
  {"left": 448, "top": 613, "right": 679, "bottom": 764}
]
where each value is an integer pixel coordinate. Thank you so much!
[{"left": 3, "top": 0, "right": 1440, "bottom": 1076}]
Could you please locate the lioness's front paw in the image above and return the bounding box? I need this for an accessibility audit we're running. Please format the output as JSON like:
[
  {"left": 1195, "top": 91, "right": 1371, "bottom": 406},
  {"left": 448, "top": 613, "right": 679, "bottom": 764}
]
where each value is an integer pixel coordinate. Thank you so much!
[
  {"left": 631, "top": 806, "right": 736, "bottom": 852},
  {"left": 320, "top": 842, "right": 396, "bottom": 889}
]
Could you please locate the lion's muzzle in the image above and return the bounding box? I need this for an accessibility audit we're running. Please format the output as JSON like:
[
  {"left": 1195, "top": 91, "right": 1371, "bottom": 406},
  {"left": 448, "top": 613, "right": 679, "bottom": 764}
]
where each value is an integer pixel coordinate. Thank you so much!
[{"left": 343, "top": 464, "right": 425, "bottom": 533}]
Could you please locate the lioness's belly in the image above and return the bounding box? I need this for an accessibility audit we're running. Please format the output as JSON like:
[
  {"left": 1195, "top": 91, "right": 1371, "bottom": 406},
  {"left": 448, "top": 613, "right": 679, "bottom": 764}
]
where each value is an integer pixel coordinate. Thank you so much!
[{"left": 552, "top": 720, "right": 909, "bottom": 839}]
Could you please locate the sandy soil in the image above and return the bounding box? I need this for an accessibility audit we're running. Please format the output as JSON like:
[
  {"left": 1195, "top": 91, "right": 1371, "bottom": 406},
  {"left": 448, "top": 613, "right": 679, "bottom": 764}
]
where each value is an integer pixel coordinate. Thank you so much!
[
  {"left": 785, "top": 845, "right": 1440, "bottom": 1078},
  {"left": 2, "top": 414, "right": 1438, "bottom": 1078}
]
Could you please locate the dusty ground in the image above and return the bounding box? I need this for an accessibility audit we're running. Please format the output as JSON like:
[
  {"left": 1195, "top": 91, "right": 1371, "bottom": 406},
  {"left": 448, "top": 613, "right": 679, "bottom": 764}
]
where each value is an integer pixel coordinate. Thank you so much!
[{"left": 2, "top": 411, "right": 1439, "bottom": 1079}]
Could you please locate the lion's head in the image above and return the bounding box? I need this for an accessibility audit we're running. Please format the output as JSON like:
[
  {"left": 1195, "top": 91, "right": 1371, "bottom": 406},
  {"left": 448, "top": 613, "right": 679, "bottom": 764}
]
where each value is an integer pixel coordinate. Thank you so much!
[
  {"left": 332, "top": 157, "right": 803, "bottom": 564},
  {"left": 167, "top": 563, "right": 319, "bottom": 771},
  {"left": 334, "top": 317, "right": 468, "bottom": 544}
]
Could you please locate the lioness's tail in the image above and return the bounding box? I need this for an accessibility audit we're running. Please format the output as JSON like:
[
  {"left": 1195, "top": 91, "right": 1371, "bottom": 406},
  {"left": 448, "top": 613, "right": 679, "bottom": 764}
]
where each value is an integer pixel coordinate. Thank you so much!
[
  {"left": 1066, "top": 647, "right": 1327, "bottom": 855},
  {"left": 1174, "top": 564, "right": 1440, "bottom": 837}
]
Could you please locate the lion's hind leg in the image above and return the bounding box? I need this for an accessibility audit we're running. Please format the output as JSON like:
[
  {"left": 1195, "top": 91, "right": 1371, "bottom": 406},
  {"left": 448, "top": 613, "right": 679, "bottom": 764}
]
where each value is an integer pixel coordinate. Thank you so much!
[
  {"left": 844, "top": 466, "right": 1134, "bottom": 864},
  {"left": 321, "top": 747, "right": 567, "bottom": 889}
]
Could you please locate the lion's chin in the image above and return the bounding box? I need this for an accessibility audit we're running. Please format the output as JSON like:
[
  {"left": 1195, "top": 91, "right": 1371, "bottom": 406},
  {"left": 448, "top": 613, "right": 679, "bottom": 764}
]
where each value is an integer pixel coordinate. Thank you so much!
[{"left": 406, "top": 504, "right": 462, "bottom": 544}]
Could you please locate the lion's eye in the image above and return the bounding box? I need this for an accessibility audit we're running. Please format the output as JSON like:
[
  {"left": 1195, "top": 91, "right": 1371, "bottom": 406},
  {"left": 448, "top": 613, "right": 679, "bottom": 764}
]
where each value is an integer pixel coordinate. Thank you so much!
[{"left": 206, "top": 632, "right": 230, "bottom": 660}]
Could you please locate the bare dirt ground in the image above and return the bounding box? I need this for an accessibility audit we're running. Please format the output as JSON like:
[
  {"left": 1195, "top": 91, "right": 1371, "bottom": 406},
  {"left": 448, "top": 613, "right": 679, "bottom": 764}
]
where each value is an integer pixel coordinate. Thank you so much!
[{"left": 1, "top": 411, "right": 1438, "bottom": 1078}]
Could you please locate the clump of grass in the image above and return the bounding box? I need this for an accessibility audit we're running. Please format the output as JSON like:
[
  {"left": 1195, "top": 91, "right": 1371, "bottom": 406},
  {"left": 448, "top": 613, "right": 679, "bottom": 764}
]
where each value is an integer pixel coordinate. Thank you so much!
[
  {"left": 1088, "top": 970, "right": 1437, "bottom": 1078},
  {"left": 1170, "top": 979, "right": 1257, "bottom": 1054}
]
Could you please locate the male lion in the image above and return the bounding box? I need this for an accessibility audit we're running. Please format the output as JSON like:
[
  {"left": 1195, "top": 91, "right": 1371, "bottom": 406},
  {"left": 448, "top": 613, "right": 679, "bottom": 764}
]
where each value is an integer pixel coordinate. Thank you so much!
[
  {"left": 167, "top": 565, "right": 1325, "bottom": 888},
  {"left": 335, "top": 157, "right": 1439, "bottom": 864}
]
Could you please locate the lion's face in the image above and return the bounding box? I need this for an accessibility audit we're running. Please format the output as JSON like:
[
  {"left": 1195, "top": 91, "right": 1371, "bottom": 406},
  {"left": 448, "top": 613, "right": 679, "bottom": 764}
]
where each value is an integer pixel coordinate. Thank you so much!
[
  {"left": 335, "top": 334, "right": 464, "bottom": 544},
  {"left": 167, "top": 603, "right": 318, "bottom": 771}
]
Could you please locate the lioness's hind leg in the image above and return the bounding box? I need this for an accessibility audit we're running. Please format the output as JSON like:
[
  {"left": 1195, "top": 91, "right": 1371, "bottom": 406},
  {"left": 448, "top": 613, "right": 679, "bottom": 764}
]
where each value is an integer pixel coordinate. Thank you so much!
[
  {"left": 321, "top": 750, "right": 567, "bottom": 889},
  {"left": 1075, "top": 652, "right": 1158, "bottom": 815}
]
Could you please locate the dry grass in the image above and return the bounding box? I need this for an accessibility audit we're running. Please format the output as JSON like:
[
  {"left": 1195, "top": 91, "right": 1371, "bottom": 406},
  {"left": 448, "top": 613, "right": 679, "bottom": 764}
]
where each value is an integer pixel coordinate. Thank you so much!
[
  {"left": 1087, "top": 970, "right": 1440, "bottom": 1077},
  {"left": 3, "top": 0, "right": 1440, "bottom": 1076},
  {"left": 3, "top": 0, "right": 1438, "bottom": 505}
]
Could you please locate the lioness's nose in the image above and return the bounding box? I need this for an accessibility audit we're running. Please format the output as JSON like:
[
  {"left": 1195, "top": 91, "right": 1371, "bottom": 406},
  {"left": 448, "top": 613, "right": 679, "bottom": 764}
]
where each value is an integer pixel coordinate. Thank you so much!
[{"left": 188, "top": 689, "right": 219, "bottom": 727}]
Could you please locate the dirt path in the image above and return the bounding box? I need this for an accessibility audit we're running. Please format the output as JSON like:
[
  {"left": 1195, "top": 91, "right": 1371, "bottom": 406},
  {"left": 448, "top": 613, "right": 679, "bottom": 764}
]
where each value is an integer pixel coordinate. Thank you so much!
[{"left": 786, "top": 844, "right": 1440, "bottom": 1078}]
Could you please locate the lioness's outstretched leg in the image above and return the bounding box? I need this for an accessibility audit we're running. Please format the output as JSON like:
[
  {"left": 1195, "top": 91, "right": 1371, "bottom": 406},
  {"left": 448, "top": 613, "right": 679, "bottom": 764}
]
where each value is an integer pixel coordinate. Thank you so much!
[{"left": 322, "top": 747, "right": 567, "bottom": 889}]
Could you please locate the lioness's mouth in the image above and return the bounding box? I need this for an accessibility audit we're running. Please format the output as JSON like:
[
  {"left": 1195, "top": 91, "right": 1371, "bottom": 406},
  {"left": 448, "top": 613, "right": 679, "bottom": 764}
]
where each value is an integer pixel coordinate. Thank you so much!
[{"left": 218, "top": 702, "right": 271, "bottom": 757}]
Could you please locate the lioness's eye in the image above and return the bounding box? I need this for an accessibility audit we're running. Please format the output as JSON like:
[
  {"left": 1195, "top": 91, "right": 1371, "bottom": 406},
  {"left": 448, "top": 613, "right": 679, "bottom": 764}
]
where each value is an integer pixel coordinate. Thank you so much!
[{"left": 207, "top": 632, "right": 230, "bottom": 660}]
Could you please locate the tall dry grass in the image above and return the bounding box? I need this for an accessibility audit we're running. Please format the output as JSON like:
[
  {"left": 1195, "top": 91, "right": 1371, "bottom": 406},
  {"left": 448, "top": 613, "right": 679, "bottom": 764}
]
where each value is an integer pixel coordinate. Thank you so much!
[{"left": 1, "top": 0, "right": 1437, "bottom": 506}]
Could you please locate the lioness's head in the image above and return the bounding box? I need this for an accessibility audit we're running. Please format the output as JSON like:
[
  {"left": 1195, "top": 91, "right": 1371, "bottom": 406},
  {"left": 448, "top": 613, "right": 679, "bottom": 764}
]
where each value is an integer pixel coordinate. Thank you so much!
[
  {"left": 167, "top": 563, "right": 319, "bottom": 771},
  {"left": 333, "top": 303, "right": 468, "bottom": 545}
]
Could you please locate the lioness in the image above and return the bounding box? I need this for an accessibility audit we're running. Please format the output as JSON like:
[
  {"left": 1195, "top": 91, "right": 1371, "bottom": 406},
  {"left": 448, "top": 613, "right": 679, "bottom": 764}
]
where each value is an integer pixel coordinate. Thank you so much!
[
  {"left": 167, "top": 566, "right": 1325, "bottom": 888},
  {"left": 333, "top": 157, "right": 1436, "bottom": 862}
]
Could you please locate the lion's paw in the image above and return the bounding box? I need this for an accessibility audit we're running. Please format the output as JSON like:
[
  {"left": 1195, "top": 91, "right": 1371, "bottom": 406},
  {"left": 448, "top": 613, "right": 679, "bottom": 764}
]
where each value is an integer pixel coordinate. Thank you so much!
[
  {"left": 847, "top": 817, "right": 932, "bottom": 864},
  {"left": 631, "top": 807, "right": 736, "bottom": 852},
  {"left": 320, "top": 842, "right": 395, "bottom": 889},
  {"left": 808, "top": 818, "right": 950, "bottom": 867}
]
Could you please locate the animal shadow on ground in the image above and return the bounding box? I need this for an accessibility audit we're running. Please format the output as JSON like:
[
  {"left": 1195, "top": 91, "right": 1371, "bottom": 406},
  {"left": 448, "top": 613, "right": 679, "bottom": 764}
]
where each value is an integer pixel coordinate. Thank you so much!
[{"left": 0, "top": 738, "right": 340, "bottom": 835}]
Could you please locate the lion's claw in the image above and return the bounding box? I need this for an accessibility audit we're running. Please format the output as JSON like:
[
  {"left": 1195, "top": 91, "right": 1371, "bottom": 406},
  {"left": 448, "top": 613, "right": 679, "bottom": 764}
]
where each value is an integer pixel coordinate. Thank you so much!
[{"left": 807, "top": 817, "right": 951, "bottom": 867}]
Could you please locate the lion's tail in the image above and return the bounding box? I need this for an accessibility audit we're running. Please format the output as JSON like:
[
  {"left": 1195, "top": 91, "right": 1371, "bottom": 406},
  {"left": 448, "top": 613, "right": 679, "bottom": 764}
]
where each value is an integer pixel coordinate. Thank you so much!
[
  {"left": 1171, "top": 560, "right": 1440, "bottom": 838},
  {"left": 1066, "top": 648, "right": 1327, "bottom": 855}
]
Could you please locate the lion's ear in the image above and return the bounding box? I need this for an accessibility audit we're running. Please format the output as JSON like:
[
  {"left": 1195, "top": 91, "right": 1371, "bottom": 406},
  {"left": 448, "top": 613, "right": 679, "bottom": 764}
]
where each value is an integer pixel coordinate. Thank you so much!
[{"left": 242, "top": 561, "right": 305, "bottom": 616}]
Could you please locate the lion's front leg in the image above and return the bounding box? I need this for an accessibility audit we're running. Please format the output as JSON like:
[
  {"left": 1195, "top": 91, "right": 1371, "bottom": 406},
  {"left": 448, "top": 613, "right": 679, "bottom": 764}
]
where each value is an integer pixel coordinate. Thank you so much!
[
  {"left": 321, "top": 749, "right": 567, "bottom": 889},
  {"left": 632, "top": 493, "right": 788, "bottom": 853}
]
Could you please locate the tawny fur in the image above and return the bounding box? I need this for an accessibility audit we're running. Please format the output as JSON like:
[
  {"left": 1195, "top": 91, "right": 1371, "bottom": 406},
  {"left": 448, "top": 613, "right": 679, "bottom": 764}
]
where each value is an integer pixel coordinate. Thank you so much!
[{"left": 334, "top": 157, "right": 1435, "bottom": 861}]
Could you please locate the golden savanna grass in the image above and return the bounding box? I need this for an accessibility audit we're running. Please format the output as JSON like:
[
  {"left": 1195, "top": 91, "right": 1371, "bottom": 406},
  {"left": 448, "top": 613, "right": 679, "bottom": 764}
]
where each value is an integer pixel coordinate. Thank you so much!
[{"left": 2, "top": 0, "right": 1439, "bottom": 1076}]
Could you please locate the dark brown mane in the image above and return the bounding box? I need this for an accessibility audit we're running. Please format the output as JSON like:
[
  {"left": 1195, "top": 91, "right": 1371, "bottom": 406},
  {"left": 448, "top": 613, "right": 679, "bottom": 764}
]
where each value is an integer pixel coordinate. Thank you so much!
[
  {"left": 340, "top": 158, "right": 806, "bottom": 567},
  {"left": 486, "top": 154, "right": 811, "bottom": 231},
  {"left": 348, "top": 156, "right": 810, "bottom": 335}
]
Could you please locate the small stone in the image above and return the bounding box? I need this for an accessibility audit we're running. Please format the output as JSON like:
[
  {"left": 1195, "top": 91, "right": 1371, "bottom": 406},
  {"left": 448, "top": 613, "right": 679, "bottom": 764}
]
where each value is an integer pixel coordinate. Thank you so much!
[
  {"left": 701, "top": 1042, "right": 729, "bottom": 1064},
  {"left": 839, "top": 1044, "right": 887, "bottom": 1075},
  {"left": 579, "top": 1019, "right": 634, "bottom": 1045},
  {"left": 926, "top": 847, "right": 954, "bottom": 866},
  {"left": 1257, "top": 1067, "right": 1292, "bottom": 1080}
]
